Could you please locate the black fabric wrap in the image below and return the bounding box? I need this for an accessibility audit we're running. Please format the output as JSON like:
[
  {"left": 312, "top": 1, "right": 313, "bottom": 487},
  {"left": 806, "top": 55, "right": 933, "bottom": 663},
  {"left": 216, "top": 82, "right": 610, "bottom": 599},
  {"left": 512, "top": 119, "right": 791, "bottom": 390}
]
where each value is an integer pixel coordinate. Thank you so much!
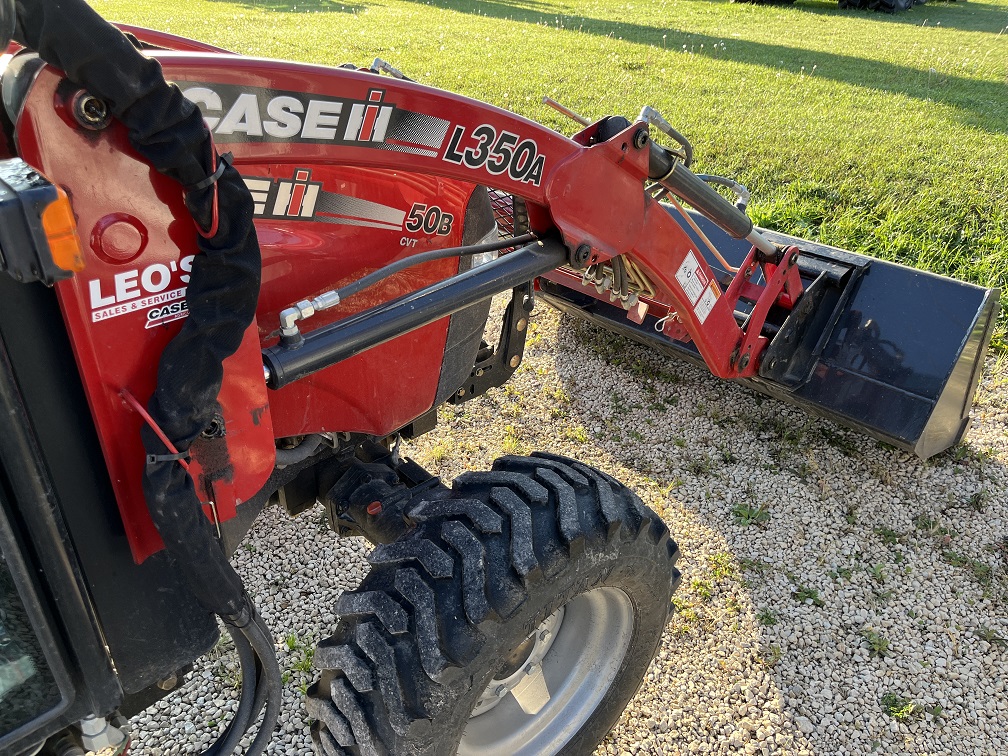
[
  {"left": 14, "top": 0, "right": 261, "bottom": 620},
  {"left": 1, "top": 0, "right": 14, "bottom": 51}
]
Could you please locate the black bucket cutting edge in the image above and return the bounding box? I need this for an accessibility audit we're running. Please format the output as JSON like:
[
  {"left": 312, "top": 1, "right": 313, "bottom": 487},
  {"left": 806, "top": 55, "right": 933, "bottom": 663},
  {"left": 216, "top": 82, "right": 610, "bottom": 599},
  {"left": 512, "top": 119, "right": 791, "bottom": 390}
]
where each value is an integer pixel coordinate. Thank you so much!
[{"left": 539, "top": 211, "right": 1000, "bottom": 460}]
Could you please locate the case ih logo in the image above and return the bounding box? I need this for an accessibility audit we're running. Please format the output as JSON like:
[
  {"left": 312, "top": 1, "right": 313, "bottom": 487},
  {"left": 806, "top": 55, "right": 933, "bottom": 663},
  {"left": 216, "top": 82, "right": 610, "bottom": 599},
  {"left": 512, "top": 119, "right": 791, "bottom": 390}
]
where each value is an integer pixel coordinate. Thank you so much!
[
  {"left": 181, "top": 83, "right": 449, "bottom": 158},
  {"left": 242, "top": 169, "right": 407, "bottom": 232},
  {"left": 245, "top": 169, "right": 322, "bottom": 219}
]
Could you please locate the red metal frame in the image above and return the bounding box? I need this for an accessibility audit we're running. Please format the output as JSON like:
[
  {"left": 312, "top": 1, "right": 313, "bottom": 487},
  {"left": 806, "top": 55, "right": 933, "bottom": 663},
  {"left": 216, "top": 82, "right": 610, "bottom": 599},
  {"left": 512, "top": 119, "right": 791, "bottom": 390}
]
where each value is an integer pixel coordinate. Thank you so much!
[{"left": 9, "top": 41, "right": 795, "bottom": 561}]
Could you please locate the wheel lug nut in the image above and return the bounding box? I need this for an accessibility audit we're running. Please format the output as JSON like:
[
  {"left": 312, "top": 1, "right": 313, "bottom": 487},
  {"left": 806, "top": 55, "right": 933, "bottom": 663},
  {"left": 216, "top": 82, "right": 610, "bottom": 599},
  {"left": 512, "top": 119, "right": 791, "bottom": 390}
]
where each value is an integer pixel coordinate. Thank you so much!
[
  {"left": 495, "top": 685, "right": 508, "bottom": 698},
  {"left": 526, "top": 663, "right": 539, "bottom": 676}
]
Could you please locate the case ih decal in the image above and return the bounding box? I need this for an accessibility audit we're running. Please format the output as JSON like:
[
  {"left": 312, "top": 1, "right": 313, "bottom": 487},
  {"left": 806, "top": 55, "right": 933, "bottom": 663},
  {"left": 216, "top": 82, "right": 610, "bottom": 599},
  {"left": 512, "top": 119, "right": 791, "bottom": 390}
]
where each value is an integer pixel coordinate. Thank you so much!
[
  {"left": 241, "top": 169, "right": 407, "bottom": 232},
  {"left": 180, "top": 84, "right": 543, "bottom": 183},
  {"left": 181, "top": 83, "right": 450, "bottom": 158}
]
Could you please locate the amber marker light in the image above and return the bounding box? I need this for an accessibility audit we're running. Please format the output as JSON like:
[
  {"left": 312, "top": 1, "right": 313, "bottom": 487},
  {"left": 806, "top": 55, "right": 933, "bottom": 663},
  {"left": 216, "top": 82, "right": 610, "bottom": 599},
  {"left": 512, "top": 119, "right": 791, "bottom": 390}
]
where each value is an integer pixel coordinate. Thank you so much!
[{"left": 41, "top": 186, "right": 85, "bottom": 273}]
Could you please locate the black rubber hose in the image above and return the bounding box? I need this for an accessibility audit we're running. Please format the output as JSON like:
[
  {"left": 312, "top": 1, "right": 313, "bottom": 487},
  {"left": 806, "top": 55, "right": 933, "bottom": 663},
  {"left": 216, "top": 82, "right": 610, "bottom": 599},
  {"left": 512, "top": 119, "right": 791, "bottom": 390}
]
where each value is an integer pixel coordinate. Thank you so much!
[
  {"left": 695, "top": 174, "right": 750, "bottom": 212},
  {"left": 240, "top": 617, "right": 283, "bottom": 756},
  {"left": 203, "top": 624, "right": 258, "bottom": 756},
  {"left": 612, "top": 254, "right": 625, "bottom": 298},
  {"left": 274, "top": 433, "right": 326, "bottom": 467},
  {"left": 336, "top": 232, "right": 536, "bottom": 304}
]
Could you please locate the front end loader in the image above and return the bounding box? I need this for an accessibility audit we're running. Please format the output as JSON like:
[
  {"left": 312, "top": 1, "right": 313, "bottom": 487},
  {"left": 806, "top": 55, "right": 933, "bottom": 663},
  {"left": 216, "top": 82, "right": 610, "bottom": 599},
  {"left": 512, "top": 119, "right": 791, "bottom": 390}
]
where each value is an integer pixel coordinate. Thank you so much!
[{"left": 0, "top": 1, "right": 997, "bottom": 755}]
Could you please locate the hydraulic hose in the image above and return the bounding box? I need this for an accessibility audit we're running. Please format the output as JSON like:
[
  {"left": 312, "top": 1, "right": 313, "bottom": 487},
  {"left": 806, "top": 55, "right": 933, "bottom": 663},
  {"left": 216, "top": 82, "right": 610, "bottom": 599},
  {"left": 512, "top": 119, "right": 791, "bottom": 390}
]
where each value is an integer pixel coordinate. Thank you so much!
[
  {"left": 336, "top": 232, "right": 536, "bottom": 303},
  {"left": 240, "top": 616, "right": 283, "bottom": 756},
  {"left": 203, "top": 625, "right": 258, "bottom": 756},
  {"left": 274, "top": 433, "right": 327, "bottom": 467},
  {"left": 695, "top": 174, "right": 750, "bottom": 212}
]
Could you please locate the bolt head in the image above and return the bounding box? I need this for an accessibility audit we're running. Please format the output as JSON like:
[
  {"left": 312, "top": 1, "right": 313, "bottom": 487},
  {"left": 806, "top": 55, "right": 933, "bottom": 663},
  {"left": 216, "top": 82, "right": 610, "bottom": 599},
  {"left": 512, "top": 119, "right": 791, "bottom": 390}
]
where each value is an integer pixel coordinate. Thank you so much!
[
  {"left": 495, "top": 684, "right": 509, "bottom": 698},
  {"left": 156, "top": 674, "right": 178, "bottom": 691},
  {"left": 571, "top": 244, "right": 592, "bottom": 269}
]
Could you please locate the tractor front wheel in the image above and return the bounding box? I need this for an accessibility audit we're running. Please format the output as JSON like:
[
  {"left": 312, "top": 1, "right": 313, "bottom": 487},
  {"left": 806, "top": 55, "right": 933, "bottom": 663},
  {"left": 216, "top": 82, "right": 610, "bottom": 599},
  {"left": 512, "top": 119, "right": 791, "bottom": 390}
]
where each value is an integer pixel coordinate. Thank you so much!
[{"left": 306, "top": 452, "right": 680, "bottom": 756}]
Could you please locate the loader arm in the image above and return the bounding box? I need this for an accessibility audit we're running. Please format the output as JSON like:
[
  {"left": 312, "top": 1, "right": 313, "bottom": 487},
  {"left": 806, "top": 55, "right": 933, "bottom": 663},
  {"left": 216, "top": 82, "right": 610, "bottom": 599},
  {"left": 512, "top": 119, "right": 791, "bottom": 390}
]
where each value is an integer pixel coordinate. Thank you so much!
[{"left": 137, "top": 52, "right": 790, "bottom": 381}]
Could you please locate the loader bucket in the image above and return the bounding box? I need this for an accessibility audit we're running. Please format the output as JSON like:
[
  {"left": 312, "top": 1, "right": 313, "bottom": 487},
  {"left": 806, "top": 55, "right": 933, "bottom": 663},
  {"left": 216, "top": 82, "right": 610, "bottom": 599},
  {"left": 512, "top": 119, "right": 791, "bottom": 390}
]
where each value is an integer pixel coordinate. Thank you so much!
[{"left": 539, "top": 211, "right": 1000, "bottom": 459}]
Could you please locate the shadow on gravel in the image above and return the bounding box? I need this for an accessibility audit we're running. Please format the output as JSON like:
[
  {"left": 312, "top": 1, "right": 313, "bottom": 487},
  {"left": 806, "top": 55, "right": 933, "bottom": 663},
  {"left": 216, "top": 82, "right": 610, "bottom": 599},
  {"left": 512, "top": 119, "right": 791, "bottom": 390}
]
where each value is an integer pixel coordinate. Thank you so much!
[{"left": 549, "top": 313, "right": 1008, "bottom": 754}]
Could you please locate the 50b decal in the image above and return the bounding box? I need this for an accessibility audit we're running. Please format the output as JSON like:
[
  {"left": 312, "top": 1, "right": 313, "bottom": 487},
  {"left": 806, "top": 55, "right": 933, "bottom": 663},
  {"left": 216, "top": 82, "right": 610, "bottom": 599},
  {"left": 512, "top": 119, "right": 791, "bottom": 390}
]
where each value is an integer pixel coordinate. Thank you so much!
[
  {"left": 404, "top": 203, "right": 454, "bottom": 236},
  {"left": 443, "top": 124, "right": 545, "bottom": 186}
]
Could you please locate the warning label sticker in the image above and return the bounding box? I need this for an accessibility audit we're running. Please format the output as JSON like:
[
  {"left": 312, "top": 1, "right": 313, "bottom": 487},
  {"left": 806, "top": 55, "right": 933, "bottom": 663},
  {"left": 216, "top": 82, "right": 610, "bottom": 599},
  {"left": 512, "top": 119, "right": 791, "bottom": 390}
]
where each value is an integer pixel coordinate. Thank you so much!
[
  {"left": 675, "top": 250, "right": 708, "bottom": 306},
  {"left": 695, "top": 282, "right": 719, "bottom": 324}
]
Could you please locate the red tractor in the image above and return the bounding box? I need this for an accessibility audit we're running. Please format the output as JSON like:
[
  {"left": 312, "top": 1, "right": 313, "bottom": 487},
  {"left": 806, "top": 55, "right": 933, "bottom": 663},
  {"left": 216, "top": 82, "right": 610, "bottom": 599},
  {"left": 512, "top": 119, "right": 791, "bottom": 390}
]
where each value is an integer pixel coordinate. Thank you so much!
[{"left": 0, "top": 1, "right": 997, "bottom": 755}]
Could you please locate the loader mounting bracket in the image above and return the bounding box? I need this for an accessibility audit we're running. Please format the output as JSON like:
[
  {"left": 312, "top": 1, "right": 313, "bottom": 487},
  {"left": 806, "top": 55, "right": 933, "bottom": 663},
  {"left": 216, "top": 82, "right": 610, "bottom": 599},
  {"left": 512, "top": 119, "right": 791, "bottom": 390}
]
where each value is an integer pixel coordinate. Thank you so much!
[
  {"left": 449, "top": 281, "right": 535, "bottom": 404},
  {"left": 759, "top": 249, "right": 869, "bottom": 388}
]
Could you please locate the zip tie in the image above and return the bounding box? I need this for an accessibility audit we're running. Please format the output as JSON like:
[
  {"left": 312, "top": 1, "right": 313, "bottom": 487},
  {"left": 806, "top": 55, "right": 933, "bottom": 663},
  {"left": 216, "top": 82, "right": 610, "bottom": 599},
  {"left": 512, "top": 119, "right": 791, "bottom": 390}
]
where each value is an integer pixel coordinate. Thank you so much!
[
  {"left": 187, "top": 144, "right": 232, "bottom": 239},
  {"left": 147, "top": 451, "right": 191, "bottom": 465},
  {"left": 187, "top": 151, "right": 233, "bottom": 192},
  {"left": 120, "top": 388, "right": 190, "bottom": 472}
]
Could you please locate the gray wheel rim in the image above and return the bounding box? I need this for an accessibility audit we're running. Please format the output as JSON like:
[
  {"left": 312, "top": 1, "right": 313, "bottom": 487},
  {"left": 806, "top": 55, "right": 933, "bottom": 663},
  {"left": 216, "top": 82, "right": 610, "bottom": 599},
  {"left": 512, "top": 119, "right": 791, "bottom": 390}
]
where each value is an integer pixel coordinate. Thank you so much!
[{"left": 458, "top": 586, "right": 635, "bottom": 756}]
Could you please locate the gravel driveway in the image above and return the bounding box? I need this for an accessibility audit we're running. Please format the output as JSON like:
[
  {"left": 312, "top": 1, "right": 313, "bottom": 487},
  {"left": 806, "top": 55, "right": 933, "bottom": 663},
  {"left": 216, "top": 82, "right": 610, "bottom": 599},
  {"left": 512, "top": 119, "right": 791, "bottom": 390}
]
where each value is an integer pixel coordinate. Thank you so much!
[{"left": 130, "top": 304, "right": 1008, "bottom": 756}]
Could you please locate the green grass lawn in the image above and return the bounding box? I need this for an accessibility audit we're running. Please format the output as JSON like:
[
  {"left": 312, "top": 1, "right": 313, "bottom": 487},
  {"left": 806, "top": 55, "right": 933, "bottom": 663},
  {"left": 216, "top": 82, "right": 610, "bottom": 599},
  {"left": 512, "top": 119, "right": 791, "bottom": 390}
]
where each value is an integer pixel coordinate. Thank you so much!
[{"left": 96, "top": 0, "right": 1008, "bottom": 346}]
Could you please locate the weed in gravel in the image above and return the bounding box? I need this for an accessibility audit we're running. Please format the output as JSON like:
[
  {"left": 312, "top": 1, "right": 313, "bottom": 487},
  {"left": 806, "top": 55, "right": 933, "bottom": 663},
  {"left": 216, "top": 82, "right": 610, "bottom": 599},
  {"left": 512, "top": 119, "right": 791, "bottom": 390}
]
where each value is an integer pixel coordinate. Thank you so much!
[
  {"left": 718, "top": 444, "right": 738, "bottom": 464},
  {"left": 294, "top": 647, "right": 314, "bottom": 673},
  {"left": 868, "top": 563, "right": 887, "bottom": 584},
  {"left": 862, "top": 627, "right": 891, "bottom": 657},
  {"left": 671, "top": 596, "right": 701, "bottom": 635},
  {"left": 428, "top": 442, "right": 450, "bottom": 465},
  {"left": 830, "top": 566, "right": 854, "bottom": 581},
  {"left": 942, "top": 551, "right": 993, "bottom": 587},
  {"left": 968, "top": 489, "right": 989, "bottom": 512},
  {"left": 914, "top": 513, "right": 940, "bottom": 531},
  {"left": 842, "top": 500, "right": 858, "bottom": 526},
  {"left": 759, "top": 644, "right": 783, "bottom": 667},
  {"left": 687, "top": 454, "right": 715, "bottom": 476},
  {"left": 500, "top": 425, "right": 527, "bottom": 455},
  {"left": 820, "top": 427, "right": 859, "bottom": 456},
  {"left": 871, "top": 588, "right": 895, "bottom": 606},
  {"left": 691, "top": 579, "right": 714, "bottom": 602},
  {"left": 738, "top": 557, "right": 771, "bottom": 574},
  {"left": 793, "top": 585, "right": 824, "bottom": 607},
  {"left": 562, "top": 424, "right": 589, "bottom": 444},
  {"left": 732, "top": 502, "right": 770, "bottom": 527},
  {"left": 881, "top": 692, "right": 920, "bottom": 721},
  {"left": 874, "top": 526, "right": 903, "bottom": 546},
  {"left": 973, "top": 626, "right": 1008, "bottom": 647},
  {"left": 709, "top": 552, "right": 736, "bottom": 580},
  {"left": 757, "top": 607, "right": 778, "bottom": 626}
]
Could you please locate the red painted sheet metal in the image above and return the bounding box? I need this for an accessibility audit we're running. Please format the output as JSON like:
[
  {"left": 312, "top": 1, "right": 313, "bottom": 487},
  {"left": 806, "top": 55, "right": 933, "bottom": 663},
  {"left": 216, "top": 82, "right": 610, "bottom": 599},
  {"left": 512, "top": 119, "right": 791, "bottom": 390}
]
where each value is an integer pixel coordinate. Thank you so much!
[
  {"left": 246, "top": 163, "right": 468, "bottom": 437},
  {"left": 15, "top": 66, "right": 275, "bottom": 562}
]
